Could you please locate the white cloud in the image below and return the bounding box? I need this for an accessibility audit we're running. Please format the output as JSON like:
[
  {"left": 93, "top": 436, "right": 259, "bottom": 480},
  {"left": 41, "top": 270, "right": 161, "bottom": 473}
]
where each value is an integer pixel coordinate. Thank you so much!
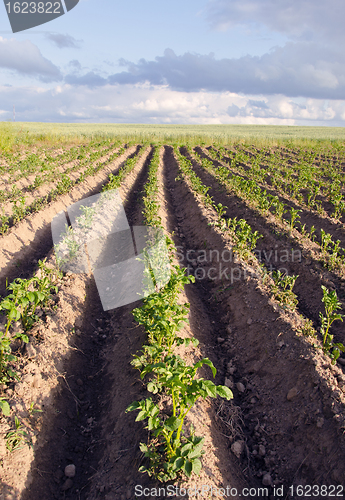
[
  {"left": 2, "top": 83, "right": 345, "bottom": 125},
  {"left": 0, "top": 37, "right": 61, "bottom": 82}
]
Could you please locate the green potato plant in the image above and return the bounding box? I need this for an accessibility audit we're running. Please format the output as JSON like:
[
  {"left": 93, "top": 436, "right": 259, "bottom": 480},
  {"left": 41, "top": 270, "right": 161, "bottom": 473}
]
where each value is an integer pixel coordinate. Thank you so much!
[
  {"left": 319, "top": 286, "right": 344, "bottom": 364},
  {"left": 127, "top": 156, "right": 233, "bottom": 481},
  {"left": 0, "top": 259, "right": 61, "bottom": 383},
  {"left": 272, "top": 270, "right": 299, "bottom": 311},
  {"left": 127, "top": 353, "right": 232, "bottom": 481}
]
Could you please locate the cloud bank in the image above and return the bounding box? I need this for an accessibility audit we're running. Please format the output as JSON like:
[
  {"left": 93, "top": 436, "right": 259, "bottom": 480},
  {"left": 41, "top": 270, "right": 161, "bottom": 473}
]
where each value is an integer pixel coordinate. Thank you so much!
[
  {"left": 1, "top": 84, "right": 344, "bottom": 125},
  {"left": 1, "top": 0, "right": 344, "bottom": 124},
  {"left": 64, "top": 44, "right": 345, "bottom": 100}
]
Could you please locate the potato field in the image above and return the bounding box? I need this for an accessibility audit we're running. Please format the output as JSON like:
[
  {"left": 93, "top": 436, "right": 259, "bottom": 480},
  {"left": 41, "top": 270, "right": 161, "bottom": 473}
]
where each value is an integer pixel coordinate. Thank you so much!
[{"left": 0, "top": 131, "right": 345, "bottom": 500}]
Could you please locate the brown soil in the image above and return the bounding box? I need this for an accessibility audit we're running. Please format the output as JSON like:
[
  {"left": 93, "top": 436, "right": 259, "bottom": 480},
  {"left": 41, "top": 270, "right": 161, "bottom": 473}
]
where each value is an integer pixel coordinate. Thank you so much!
[
  {"left": 0, "top": 145, "right": 152, "bottom": 500},
  {"left": 161, "top": 146, "right": 345, "bottom": 491},
  {"left": 0, "top": 144, "right": 344, "bottom": 500},
  {"left": 188, "top": 147, "right": 345, "bottom": 347}
]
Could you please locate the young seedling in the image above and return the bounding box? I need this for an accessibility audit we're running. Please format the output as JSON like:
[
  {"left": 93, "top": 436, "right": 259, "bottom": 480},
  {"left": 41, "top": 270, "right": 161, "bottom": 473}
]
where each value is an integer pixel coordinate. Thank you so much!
[
  {"left": 0, "top": 209, "right": 9, "bottom": 235},
  {"left": 331, "top": 194, "right": 344, "bottom": 220},
  {"left": 288, "top": 207, "right": 301, "bottom": 231},
  {"left": 12, "top": 197, "right": 27, "bottom": 223},
  {"left": 0, "top": 260, "right": 60, "bottom": 382},
  {"left": 78, "top": 205, "right": 96, "bottom": 230},
  {"left": 28, "top": 402, "right": 43, "bottom": 415},
  {"left": 308, "top": 225, "right": 316, "bottom": 242},
  {"left": 272, "top": 270, "right": 299, "bottom": 311},
  {"left": 297, "top": 318, "right": 316, "bottom": 338},
  {"left": 320, "top": 229, "right": 332, "bottom": 255},
  {"left": 214, "top": 203, "right": 228, "bottom": 230},
  {"left": 329, "top": 239, "right": 341, "bottom": 270},
  {"left": 319, "top": 286, "right": 344, "bottom": 364},
  {"left": 5, "top": 416, "right": 32, "bottom": 451}
]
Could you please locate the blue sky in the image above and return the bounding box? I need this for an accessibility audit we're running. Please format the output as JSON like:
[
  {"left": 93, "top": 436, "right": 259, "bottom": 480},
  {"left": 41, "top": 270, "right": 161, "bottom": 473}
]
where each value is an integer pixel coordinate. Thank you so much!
[{"left": 0, "top": 0, "right": 345, "bottom": 125}]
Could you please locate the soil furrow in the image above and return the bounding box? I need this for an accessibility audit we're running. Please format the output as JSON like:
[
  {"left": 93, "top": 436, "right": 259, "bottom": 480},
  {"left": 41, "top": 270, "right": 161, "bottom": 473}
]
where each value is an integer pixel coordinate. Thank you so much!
[
  {"left": 203, "top": 147, "right": 345, "bottom": 250},
  {"left": 0, "top": 144, "right": 133, "bottom": 230},
  {"left": 1, "top": 146, "right": 153, "bottom": 500},
  {"left": 163, "top": 145, "right": 345, "bottom": 495},
  {"left": 0, "top": 142, "right": 115, "bottom": 196},
  {"left": 183, "top": 148, "right": 345, "bottom": 352},
  {"left": 0, "top": 146, "right": 140, "bottom": 296},
  {"left": 160, "top": 147, "right": 251, "bottom": 497},
  {"left": 1, "top": 140, "right": 345, "bottom": 500}
]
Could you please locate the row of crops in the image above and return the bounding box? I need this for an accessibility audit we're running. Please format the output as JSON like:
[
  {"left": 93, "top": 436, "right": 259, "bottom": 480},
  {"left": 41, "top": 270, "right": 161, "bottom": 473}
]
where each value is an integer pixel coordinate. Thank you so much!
[
  {"left": 174, "top": 147, "right": 344, "bottom": 364},
  {"left": 200, "top": 147, "right": 345, "bottom": 275},
  {"left": 216, "top": 142, "right": 345, "bottom": 217},
  {"left": 0, "top": 138, "right": 344, "bottom": 492},
  {"left": 0, "top": 139, "right": 132, "bottom": 234},
  {"left": 0, "top": 144, "right": 146, "bottom": 442}
]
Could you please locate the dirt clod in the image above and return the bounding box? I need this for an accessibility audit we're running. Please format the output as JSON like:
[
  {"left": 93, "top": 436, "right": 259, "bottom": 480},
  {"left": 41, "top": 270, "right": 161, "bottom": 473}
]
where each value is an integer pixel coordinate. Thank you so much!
[
  {"left": 64, "top": 464, "right": 76, "bottom": 478},
  {"left": 26, "top": 342, "right": 37, "bottom": 358},
  {"left": 61, "top": 478, "right": 74, "bottom": 491},
  {"left": 316, "top": 417, "right": 325, "bottom": 428},
  {"left": 225, "top": 377, "right": 234, "bottom": 388},
  {"left": 231, "top": 440, "right": 245, "bottom": 458},
  {"left": 236, "top": 382, "right": 246, "bottom": 393},
  {"left": 286, "top": 386, "right": 298, "bottom": 400},
  {"left": 262, "top": 473, "right": 272, "bottom": 486},
  {"left": 259, "top": 444, "right": 266, "bottom": 457}
]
